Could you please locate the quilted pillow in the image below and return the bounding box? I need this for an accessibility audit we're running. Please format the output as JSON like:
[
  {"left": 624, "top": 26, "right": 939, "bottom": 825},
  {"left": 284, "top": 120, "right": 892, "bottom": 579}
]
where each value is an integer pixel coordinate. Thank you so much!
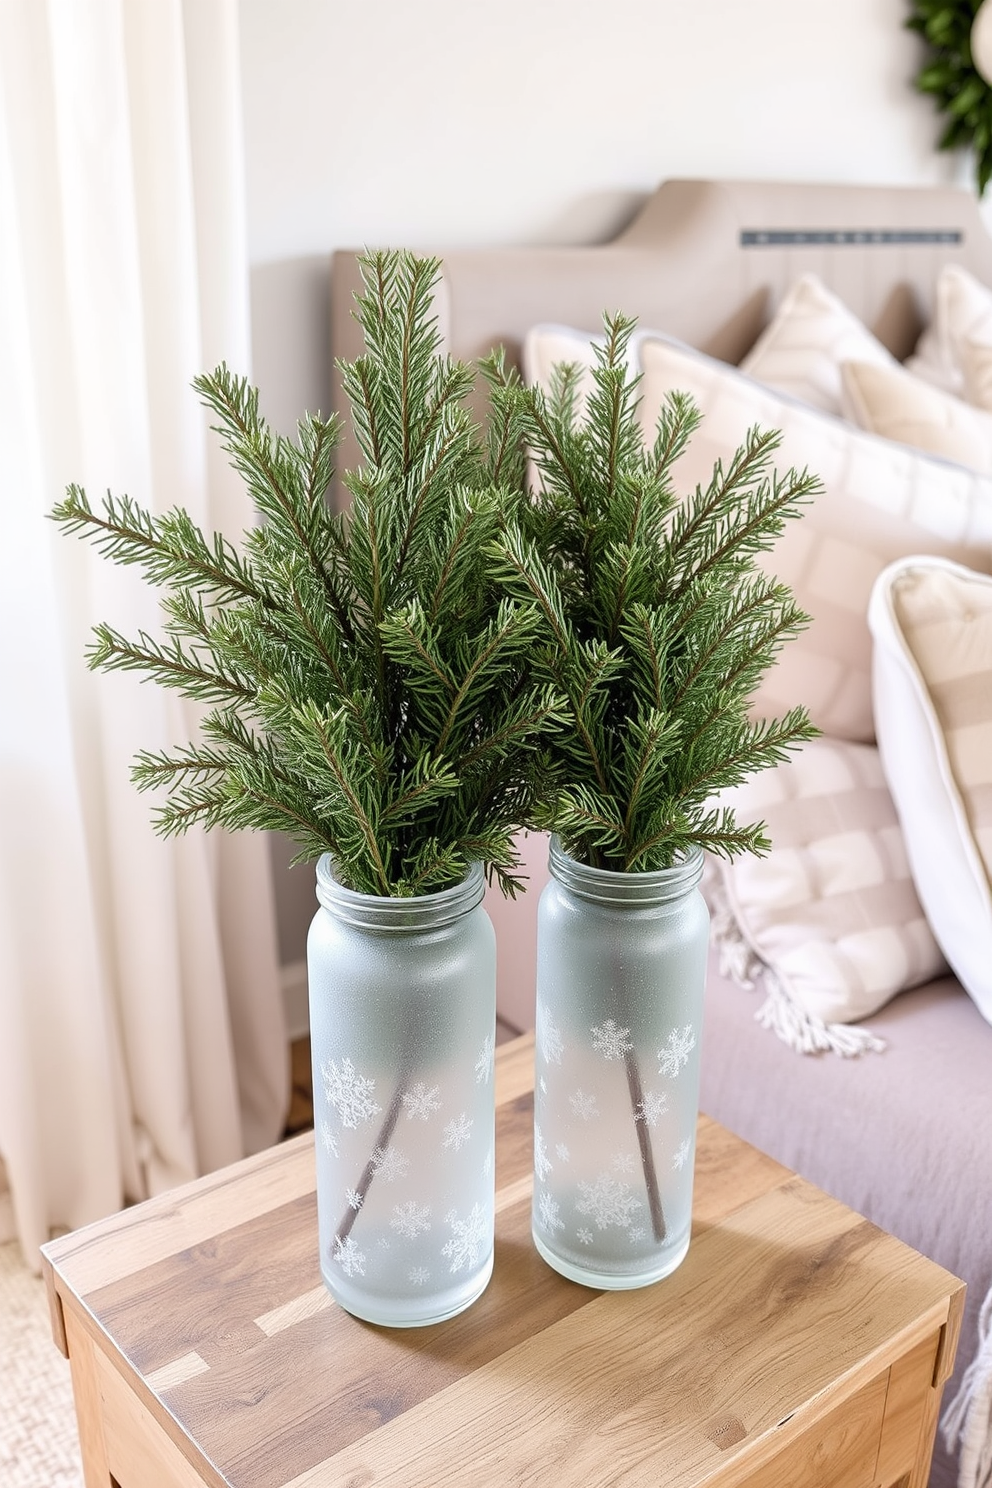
[
  {"left": 713, "top": 737, "right": 946, "bottom": 1045},
  {"left": 636, "top": 333, "right": 992, "bottom": 742},
  {"left": 907, "top": 263, "right": 992, "bottom": 397},
  {"left": 869, "top": 555, "right": 992, "bottom": 1024},
  {"left": 740, "top": 273, "right": 896, "bottom": 415},
  {"left": 841, "top": 358, "right": 992, "bottom": 473}
]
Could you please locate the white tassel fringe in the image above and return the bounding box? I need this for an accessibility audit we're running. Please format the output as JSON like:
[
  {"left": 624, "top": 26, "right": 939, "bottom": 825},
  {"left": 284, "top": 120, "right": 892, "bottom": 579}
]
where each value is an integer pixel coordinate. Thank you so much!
[{"left": 705, "top": 870, "right": 885, "bottom": 1058}]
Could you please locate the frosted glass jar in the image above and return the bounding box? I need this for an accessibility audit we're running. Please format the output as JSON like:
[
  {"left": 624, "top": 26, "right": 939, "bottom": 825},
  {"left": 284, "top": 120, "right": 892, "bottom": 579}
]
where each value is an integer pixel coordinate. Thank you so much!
[
  {"left": 532, "top": 838, "right": 709, "bottom": 1289},
  {"left": 307, "top": 856, "right": 496, "bottom": 1326}
]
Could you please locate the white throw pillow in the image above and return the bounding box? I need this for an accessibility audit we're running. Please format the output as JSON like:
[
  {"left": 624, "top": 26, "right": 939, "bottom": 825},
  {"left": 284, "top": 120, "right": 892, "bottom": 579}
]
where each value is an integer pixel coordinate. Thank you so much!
[
  {"left": 906, "top": 263, "right": 992, "bottom": 397},
  {"left": 740, "top": 274, "right": 896, "bottom": 415},
  {"left": 869, "top": 555, "right": 992, "bottom": 1025},
  {"left": 841, "top": 359, "right": 992, "bottom": 473},
  {"left": 636, "top": 333, "right": 992, "bottom": 742},
  {"left": 714, "top": 737, "right": 947, "bottom": 1034}
]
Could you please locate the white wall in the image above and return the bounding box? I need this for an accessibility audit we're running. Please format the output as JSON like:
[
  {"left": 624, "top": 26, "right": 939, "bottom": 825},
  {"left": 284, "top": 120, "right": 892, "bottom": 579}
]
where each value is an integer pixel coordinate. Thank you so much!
[{"left": 238, "top": 0, "right": 974, "bottom": 978}]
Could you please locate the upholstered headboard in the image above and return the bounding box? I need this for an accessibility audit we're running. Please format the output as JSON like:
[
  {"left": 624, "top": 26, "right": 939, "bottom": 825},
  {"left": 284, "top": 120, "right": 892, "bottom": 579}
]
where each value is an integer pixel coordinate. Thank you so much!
[{"left": 332, "top": 176, "right": 992, "bottom": 373}]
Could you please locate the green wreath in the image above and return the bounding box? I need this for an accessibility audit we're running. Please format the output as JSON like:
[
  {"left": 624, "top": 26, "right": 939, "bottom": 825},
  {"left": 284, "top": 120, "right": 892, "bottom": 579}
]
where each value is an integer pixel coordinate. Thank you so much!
[{"left": 908, "top": 0, "right": 992, "bottom": 193}]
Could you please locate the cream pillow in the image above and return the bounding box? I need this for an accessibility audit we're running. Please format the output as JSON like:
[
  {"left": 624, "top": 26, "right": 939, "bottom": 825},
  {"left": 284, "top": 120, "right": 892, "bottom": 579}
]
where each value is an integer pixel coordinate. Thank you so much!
[
  {"left": 869, "top": 556, "right": 992, "bottom": 1024},
  {"left": 636, "top": 333, "right": 992, "bottom": 742},
  {"left": 907, "top": 264, "right": 992, "bottom": 397},
  {"left": 740, "top": 273, "right": 896, "bottom": 415},
  {"left": 715, "top": 737, "right": 946, "bottom": 1030},
  {"left": 841, "top": 359, "right": 992, "bottom": 472}
]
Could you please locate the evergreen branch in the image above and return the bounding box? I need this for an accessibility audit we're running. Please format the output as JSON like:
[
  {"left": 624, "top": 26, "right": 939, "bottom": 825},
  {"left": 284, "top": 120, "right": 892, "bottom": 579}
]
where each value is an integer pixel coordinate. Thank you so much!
[
  {"left": 193, "top": 367, "right": 351, "bottom": 633},
  {"left": 427, "top": 501, "right": 480, "bottom": 622},
  {"left": 435, "top": 602, "right": 536, "bottom": 753},
  {"left": 620, "top": 605, "right": 665, "bottom": 709},
  {"left": 675, "top": 709, "right": 817, "bottom": 802},
  {"left": 622, "top": 712, "right": 682, "bottom": 840},
  {"left": 526, "top": 381, "right": 592, "bottom": 520},
  {"left": 307, "top": 708, "right": 391, "bottom": 894},
  {"left": 666, "top": 580, "right": 809, "bottom": 717},
  {"left": 87, "top": 624, "right": 257, "bottom": 704},
  {"left": 456, "top": 690, "right": 565, "bottom": 768},
  {"left": 51, "top": 486, "right": 272, "bottom": 608},
  {"left": 341, "top": 355, "right": 386, "bottom": 468},
  {"left": 479, "top": 348, "right": 528, "bottom": 489},
  {"left": 650, "top": 390, "right": 702, "bottom": 483}
]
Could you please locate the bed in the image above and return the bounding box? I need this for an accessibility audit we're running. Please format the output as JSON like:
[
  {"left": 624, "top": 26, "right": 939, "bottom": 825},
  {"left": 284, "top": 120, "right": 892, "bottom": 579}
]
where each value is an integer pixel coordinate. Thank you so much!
[{"left": 330, "top": 179, "right": 992, "bottom": 1488}]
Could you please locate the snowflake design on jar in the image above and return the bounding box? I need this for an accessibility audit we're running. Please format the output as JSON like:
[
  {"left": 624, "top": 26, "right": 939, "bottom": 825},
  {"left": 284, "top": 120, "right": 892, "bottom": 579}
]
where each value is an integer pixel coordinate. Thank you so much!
[
  {"left": 534, "top": 1125, "right": 553, "bottom": 1182},
  {"left": 474, "top": 1034, "right": 495, "bottom": 1084},
  {"left": 672, "top": 1138, "right": 693, "bottom": 1171},
  {"left": 569, "top": 1088, "right": 599, "bottom": 1121},
  {"left": 635, "top": 1090, "right": 668, "bottom": 1127},
  {"left": 321, "top": 1057, "right": 382, "bottom": 1129},
  {"left": 390, "top": 1200, "right": 432, "bottom": 1239},
  {"left": 441, "top": 1204, "right": 488, "bottom": 1273},
  {"left": 591, "top": 1019, "right": 633, "bottom": 1061},
  {"left": 576, "top": 1173, "right": 644, "bottom": 1231},
  {"left": 371, "top": 1145, "right": 410, "bottom": 1183},
  {"left": 537, "top": 1190, "right": 565, "bottom": 1234},
  {"left": 333, "top": 1234, "right": 367, "bottom": 1277},
  {"left": 537, "top": 1004, "right": 564, "bottom": 1065},
  {"left": 319, "top": 1120, "right": 338, "bottom": 1157},
  {"left": 442, "top": 1113, "right": 473, "bottom": 1152},
  {"left": 401, "top": 1082, "right": 442, "bottom": 1121},
  {"left": 577, "top": 1227, "right": 594, "bottom": 1245},
  {"left": 658, "top": 1025, "right": 696, "bottom": 1079},
  {"left": 408, "top": 1266, "right": 430, "bottom": 1286}
]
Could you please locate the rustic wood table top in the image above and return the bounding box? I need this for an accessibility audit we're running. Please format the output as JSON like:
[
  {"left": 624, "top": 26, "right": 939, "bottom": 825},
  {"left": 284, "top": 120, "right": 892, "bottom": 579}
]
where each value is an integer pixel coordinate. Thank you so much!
[{"left": 42, "top": 1033, "right": 964, "bottom": 1488}]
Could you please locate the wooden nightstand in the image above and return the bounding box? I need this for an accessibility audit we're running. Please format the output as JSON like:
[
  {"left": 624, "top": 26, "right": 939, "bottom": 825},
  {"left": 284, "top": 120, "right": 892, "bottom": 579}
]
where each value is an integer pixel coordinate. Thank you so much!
[{"left": 42, "top": 1033, "right": 963, "bottom": 1488}]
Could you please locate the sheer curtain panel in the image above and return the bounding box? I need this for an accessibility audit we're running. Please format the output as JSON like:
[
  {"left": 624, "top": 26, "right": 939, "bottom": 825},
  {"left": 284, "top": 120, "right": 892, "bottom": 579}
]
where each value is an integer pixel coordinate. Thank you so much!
[{"left": 0, "top": 0, "right": 288, "bottom": 1266}]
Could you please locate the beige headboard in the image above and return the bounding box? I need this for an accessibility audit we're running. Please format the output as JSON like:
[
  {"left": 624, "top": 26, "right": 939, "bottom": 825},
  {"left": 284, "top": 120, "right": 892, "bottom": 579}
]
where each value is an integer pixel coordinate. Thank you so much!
[{"left": 329, "top": 177, "right": 992, "bottom": 492}]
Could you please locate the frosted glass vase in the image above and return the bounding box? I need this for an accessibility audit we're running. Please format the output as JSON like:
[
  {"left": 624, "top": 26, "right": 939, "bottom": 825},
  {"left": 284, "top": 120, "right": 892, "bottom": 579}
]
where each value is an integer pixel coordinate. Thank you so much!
[
  {"left": 307, "top": 857, "right": 497, "bottom": 1326},
  {"left": 531, "top": 838, "right": 709, "bottom": 1289}
]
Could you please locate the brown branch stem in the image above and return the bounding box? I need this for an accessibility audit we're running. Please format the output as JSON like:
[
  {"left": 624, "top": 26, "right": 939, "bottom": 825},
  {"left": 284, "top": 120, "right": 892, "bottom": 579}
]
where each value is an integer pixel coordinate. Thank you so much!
[{"left": 624, "top": 1046, "right": 667, "bottom": 1243}]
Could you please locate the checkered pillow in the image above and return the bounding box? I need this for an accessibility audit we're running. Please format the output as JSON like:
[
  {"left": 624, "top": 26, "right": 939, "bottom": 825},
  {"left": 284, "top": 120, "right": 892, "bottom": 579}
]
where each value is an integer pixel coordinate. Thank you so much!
[{"left": 715, "top": 737, "right": 946, "bottom": 1028}]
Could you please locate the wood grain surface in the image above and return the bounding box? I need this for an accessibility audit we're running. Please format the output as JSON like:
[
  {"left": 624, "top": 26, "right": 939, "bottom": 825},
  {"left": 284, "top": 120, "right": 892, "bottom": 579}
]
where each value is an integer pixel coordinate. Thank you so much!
[{"left": 42, "top": 1033, "right": 964, "bottom": 1488}]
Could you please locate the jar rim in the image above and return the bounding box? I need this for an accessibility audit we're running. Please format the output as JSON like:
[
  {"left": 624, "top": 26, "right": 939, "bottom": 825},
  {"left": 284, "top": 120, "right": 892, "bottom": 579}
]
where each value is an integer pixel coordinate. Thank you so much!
[
  {"left": 314, "top": 855, "right": 486, "bottom": 929},
  {"left": 548, "top": 836, "right": 704, "bottom": 905}
]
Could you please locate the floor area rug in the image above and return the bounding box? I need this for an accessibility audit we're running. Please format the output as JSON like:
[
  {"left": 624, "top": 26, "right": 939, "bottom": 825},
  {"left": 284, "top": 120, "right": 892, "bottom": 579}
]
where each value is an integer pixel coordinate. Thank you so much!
[{"left": 0, "top": 1240, "right": 83, "bottom": 1487}]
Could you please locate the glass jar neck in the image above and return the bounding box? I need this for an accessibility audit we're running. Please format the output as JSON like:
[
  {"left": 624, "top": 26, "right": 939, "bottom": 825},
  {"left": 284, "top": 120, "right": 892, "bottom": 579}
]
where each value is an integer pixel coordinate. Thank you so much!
[
  {"left": 548, "top": 837, "right": 704, "bottom": 907},
  {"left": 315, "top": 855, "right": 485, "bottom": 930}
]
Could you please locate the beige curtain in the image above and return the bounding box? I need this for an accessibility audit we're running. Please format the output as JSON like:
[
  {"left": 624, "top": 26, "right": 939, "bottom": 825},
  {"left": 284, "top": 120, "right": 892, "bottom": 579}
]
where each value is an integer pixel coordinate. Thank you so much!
[{"left": 0, "top": 0, "right": 288, "bottom": 1266}]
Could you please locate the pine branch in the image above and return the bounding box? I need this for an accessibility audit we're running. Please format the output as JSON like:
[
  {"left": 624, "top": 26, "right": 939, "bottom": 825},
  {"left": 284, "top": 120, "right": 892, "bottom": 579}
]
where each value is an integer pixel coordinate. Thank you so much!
[
  {"left": 51, "top": 486, "right": 273, "bottom": 608},
  {"left": 507, "top": 310, "right": 822, "bottom": 870},
  {"left": 87, "top": 623, "right": 257, "bottom": 705}
]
